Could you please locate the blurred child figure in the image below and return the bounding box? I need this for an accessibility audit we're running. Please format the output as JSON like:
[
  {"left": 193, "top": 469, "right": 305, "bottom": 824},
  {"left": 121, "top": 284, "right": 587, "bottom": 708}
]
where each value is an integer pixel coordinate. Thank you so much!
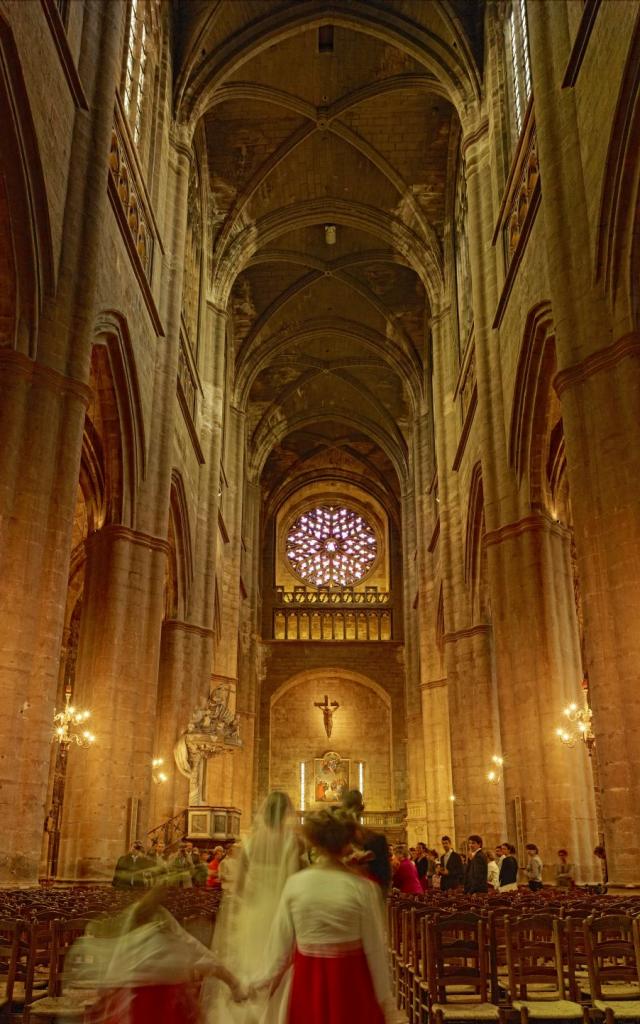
[{"left": 84, "top": 887, "right": 243, "bottom": 1024}]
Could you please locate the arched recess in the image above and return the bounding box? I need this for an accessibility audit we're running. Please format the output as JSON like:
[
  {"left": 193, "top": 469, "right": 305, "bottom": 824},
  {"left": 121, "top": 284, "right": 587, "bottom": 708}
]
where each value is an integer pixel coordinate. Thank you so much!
[
  {"left": 509, "top": 302, "right": 569, "bottom": 514},
  {"left": 0, "top": 15, "right": 54, "bottom": 354},
  {"left": 464, "top": 461, "right": 490, "bottom": 624},
  {"left": 93, "top": 311, "right": 147, "bottom": 527},
  {"left": 165, "top": 469, "right": 194, "bottom": 621},
  {"left": 596, "top": 11, "right": 640, "bottom": 329},
  {"left": 267, "top": 668, "right": 394, "bottom": 810}
]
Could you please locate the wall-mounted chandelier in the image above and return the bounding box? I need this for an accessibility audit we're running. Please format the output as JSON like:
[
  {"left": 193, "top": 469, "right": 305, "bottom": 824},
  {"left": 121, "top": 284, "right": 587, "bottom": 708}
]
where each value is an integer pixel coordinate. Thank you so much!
[
  {"left": 556, "top": 678, "right": 595, "bottom": 754},
  {"left": 52, "top": 691, "right": 95, "bottom": 747}
]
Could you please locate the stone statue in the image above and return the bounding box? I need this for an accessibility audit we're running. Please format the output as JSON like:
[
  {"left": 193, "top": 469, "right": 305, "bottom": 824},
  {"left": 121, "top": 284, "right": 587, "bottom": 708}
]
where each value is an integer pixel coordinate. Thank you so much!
[{"left": 174, "top": 684, "right": 243, "bottom": 804}]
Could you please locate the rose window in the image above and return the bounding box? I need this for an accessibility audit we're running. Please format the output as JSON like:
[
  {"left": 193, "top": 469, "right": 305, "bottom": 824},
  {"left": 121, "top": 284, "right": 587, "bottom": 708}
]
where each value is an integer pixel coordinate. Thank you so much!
[{"left": 286, "top": 506, "right": 378, "bottom": 587}]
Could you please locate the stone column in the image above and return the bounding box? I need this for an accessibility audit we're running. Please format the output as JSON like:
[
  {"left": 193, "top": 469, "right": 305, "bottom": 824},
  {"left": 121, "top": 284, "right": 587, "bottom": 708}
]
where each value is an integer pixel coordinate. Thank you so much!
[
  {"left": 150, "top": 621, "right": 214, "bottom": 827},
  {"left": 205, "top": 405, "right": 250, "bottom": 816},
  {"left": 486, "top": 514, "right": 597, "bottom": 881},
  {"left": 402, "top": 484, "right": 428, "bottom": 845},
  {"left": 0, "top": 1, "right": 123, "bottom": 883},
  {"left": 430, "top": 280, "right": 505, "bottom": 848},
  {"left": 150, "top": 299, "right": 228, "bottom": 828},
  {"left": 59, "top": 526, "right": 168, "bottom": 879},
  {"left": 527, "top": 0, "right": 640, "bottom": 886}
]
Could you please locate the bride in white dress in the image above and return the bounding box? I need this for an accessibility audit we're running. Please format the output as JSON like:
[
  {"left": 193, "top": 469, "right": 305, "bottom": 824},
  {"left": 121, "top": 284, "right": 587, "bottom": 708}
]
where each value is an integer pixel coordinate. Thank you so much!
[{"left": 205, "top": 791, "right": 303, "bottom": 1024}]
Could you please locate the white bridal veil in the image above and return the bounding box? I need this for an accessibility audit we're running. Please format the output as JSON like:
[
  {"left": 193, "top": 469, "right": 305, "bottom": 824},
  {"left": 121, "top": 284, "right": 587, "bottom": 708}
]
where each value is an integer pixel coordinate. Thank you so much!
[{"left": 204, "top": 791, "right": 302, "bottom": 1024}]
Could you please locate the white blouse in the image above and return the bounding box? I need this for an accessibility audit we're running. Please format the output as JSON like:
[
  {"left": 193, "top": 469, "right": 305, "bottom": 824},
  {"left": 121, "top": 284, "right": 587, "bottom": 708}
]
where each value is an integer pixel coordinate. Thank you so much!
[{"left": 255, "top": 865, "right": 393, "bottom": 1017}]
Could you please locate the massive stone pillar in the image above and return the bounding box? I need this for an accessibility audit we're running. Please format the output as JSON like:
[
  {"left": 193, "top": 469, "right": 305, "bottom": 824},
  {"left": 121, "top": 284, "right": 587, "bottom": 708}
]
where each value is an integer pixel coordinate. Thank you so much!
[
  {"left": 0, "top": 2, "right": 123, "bottom": 882},
  {"left": 430, "top": 281, "right": 505, "bottom": 848},
  {"left": 205, "top": 404, "right": 254, "bottom": 820},
  {"left": 445, "top": 626, "right": 505, "bottom": 850},
  {"left": 527, "top": 0, "right": 640, "bottom": 886},
  {"left": 151, "top": 620, "right": 214, "bottom": 827},
  {"left": 402, "top": 477, "right": 427, "bottom": 841},
  {"left": 486, "top": 515, "right": 597, "bottom": 880},
  {"left": 59, "top": 527, "right": 167, "bottom": 879}
]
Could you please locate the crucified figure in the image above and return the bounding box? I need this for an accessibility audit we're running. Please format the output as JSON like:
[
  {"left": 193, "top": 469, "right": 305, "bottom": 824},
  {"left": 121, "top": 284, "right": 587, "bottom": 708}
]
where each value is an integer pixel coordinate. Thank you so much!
[{"left": 314, "top": 694, "right": 340, "bottom": 738}]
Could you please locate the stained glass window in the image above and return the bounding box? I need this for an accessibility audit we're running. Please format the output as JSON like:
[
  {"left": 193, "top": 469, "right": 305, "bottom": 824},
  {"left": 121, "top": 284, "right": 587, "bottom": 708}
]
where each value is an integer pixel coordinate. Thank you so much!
[
  {"left": 286, "top": 506, "right": 378, "bottom": 588},
  {"left": 507, "top": 0, "right": 532, "bottom": 138}
]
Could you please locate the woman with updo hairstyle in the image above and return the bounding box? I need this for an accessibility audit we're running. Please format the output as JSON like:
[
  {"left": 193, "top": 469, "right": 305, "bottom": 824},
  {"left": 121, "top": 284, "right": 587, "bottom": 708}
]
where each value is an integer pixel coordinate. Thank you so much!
[{"left": 249, "top": 808, "right": 393, "bottom": 1024}]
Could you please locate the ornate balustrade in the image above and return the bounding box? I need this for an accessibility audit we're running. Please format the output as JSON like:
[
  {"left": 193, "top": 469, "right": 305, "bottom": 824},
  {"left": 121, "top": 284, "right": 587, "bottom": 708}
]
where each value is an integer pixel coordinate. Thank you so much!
[
  {"left": 493, "top": 100, "right": 541, "bottom": 329},
  {"left": 107, "top": 96, "right": 163, "bottom": 333},
  {"left": 272, "top": 587, "right": 392, "bottom": 641}
]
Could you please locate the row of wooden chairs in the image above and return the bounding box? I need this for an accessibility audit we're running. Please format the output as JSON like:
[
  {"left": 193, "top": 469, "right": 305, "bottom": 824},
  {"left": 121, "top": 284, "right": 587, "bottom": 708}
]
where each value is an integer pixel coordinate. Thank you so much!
[
  {"left": 0, "top": 890, "right": 222, "bottom": 1022},
  {"left": 389, "top": 903, "right": 640, "bottom": 1024}
]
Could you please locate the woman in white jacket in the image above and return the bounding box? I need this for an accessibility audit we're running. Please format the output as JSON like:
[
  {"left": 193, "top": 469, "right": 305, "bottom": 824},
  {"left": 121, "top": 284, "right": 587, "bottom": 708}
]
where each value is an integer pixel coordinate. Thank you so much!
[{"left": 250, "top": 809, "right": 394, "bottom": 1024}]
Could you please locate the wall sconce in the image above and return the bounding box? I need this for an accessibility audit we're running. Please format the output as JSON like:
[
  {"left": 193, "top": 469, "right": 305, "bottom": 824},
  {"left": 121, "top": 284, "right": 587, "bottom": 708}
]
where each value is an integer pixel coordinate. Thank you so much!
[
  {"left": 487, "top": 755, "right": 504, "bottom": 784},
  {"left": 324, "top": 224, "right": 337, "bottom": 245},
  {"left": 152, "top": 757, "right": 168, "bottom": 784}
]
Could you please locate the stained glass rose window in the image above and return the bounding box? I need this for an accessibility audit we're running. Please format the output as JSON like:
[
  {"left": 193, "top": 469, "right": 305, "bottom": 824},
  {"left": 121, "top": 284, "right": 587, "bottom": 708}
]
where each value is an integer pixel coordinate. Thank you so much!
[{"left": 286, "top": 506, "right": 377, "bottom": 587}]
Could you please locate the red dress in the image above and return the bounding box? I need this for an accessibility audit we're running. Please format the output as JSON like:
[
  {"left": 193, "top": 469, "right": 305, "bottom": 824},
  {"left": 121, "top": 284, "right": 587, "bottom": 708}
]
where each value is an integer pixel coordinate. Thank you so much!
[
  {"left": 87, "top": 982, "right": 202, "bottom": 1024},
  {"left": 255, "top": 867, "right": 393, "bottom": 1024},
  {"left": 288, "top": 945, "right": 385, "bottom": 1024}
]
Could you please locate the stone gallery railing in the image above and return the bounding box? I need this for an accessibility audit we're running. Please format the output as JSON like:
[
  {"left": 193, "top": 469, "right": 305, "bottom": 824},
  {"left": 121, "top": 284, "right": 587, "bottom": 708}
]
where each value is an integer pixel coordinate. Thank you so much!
[{"left": 272, "top": 586, "right": 392, "bottom": 641}]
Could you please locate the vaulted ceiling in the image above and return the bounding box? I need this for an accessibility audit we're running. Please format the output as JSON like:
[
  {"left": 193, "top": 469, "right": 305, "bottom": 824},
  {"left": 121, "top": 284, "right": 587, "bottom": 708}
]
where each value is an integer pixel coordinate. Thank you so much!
[{"left": 175, "top": 0, "right": 485, "bottom": 504}]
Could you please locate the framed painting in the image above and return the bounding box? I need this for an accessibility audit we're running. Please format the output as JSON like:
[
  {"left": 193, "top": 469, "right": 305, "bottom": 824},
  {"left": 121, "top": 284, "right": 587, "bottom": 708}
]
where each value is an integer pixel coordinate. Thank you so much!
[{"left": 314, "top": 750, "right": 350, "bottom": 803}]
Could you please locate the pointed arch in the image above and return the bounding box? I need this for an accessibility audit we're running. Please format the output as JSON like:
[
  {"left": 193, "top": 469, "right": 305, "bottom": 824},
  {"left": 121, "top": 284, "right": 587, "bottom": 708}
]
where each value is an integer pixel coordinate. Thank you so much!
[
  {"left": 167, "top": 469, "right": 195, "bottom": 620},
  {"left": 0, "top": 15, "right": 54, "bottom": 355},
  {"left": 509, "top": 301, "right": 555, "bottom": 485},
  {"left": 93, "top": 311, "right": 147, "bottom": 527},
  {"left": 596, "top": 12, "right": 640, "bottom": 328},
  {"left": 464, "top": 461, "right": 489, "bottom": 623}
]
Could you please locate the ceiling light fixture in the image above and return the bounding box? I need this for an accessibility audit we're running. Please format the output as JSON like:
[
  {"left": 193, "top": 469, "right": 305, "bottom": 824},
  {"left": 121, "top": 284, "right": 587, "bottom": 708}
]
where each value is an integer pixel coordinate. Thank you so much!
[{"left": 324, "top": 224, "right": 336, "bottom": 245}]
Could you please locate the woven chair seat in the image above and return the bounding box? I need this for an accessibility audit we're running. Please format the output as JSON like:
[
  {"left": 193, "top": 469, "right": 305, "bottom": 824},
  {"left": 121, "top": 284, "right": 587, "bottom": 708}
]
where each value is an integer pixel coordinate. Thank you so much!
[
  {"left": 511, "top": 998, "right": 585, "bottom": 1019},
  {"left": 593, "top": 999, "right": 640, "bottom": 1018},
  {"left": 432, "top": 1001, "right": 501, "bottom": 1019}
]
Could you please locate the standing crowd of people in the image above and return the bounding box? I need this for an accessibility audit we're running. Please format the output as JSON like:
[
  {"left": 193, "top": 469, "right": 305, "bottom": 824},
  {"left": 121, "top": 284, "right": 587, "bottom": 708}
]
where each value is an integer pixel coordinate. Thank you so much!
[
  {"left": 112, "top": 838, "right": 237, "bottom": 890},
  {"left": 389, "top": 835, "right": 583, "bottom": 894}
]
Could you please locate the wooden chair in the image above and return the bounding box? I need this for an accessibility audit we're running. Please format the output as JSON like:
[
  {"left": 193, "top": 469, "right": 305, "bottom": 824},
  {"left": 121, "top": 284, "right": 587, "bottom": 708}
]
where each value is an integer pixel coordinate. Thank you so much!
[
  {"left": 0, "top": 917, "right": 22, "bottom": 1008},
  {"left": 426, "top": 911, "right": 504, "bottom": 1023},
  {"left": 582, "top": 914, "right": 640, "bottom": 1022},
  {"left": 504, "top": 914, "right": 587, "bottom": 1022},
  {"left": 26, "top": 918, "right": 99, "bottom": 1023}
]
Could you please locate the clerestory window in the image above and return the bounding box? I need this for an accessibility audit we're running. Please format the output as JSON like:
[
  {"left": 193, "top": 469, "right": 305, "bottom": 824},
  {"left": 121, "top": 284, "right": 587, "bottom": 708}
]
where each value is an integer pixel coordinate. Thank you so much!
[
  {"left": 122, "top": 0, "right": 153, "bottom": 147},
  {"left": 506, "top": 0, "right": 533, "bottom": 139}
]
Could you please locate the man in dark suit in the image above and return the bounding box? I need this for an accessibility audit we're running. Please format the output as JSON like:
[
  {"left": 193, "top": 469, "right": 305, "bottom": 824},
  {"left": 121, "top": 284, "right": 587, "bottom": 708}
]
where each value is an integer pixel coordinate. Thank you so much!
[
  {"left": 464, "top": 834, "right": 489, "bottom": 893},
  {"left": 342, "top": 789, "right": 391, "bottom": 892},
  {"left": 438, "top": 835, "right": 464, "bottom": 891},
  {"left": 112, "top": 840, "right": 154, "bottom": 888}
]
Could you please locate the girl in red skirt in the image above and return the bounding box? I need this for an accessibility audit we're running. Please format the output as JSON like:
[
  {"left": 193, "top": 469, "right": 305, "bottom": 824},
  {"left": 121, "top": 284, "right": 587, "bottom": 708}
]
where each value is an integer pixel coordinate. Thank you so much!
[
  {"left": 250, "top": 809, "right": 394, "bottom": 1024},
  {"left": 84, "top": 887, "right": 244, "bottom": 1024}
]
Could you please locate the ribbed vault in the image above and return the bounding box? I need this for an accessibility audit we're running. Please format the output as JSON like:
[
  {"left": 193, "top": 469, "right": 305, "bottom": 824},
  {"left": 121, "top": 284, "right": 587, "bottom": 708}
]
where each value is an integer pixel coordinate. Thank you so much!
[{"left": 174, "top": 0, "right": 483, "bottom": 506}]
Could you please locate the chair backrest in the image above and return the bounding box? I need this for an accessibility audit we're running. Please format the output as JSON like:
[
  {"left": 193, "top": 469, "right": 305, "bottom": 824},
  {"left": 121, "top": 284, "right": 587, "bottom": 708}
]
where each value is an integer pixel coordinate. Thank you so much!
[
  {"left": 49, "top": 918, "right": 90, "bottom": 996},
  {"left": 505, "top": 914, "right": 565, "bottom": 1000},
  {"left": 427, "top": 912, "right": 490, "bottom": 1005},
  {"left": 583, "top": 914, "right": 640, "bottom": 998},
  {"left": 0, "top": 918, "right": 23, "bottom": 1000}
]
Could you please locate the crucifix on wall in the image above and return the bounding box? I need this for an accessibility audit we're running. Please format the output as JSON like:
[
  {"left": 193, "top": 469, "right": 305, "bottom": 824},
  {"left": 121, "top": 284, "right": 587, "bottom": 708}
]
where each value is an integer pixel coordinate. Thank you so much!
[{"left": 314, "top": 695, "right": 340, "bottom": 738}]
